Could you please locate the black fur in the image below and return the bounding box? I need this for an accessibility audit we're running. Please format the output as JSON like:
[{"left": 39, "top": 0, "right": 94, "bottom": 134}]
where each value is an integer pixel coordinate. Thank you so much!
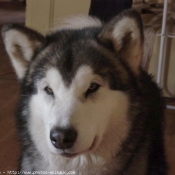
[
  {"left": 18, "top": 27, "right": 167, "bottom": 174},
  {"left": 2, "top": 9, "right": 167, "bottom": 175}
]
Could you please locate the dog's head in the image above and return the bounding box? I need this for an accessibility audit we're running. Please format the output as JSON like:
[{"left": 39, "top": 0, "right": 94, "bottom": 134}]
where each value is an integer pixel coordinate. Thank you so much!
[{"left": 2, "top": 10, "right": 143, "bottom": 158}]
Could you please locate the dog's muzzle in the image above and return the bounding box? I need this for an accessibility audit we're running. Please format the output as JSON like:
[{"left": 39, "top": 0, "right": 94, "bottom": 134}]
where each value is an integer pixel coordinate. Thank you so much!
[{"left": 50, "top": 127, "right": 77, "bottom": 149}]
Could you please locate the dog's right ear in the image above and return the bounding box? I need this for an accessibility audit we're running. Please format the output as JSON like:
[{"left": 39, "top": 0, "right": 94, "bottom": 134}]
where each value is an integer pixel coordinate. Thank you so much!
[
  {"left": 98, "top": 10, "right": 143, "bottom": 75},
  {"left": 2, "top": 24, "right": 45, "bottom": 80}
]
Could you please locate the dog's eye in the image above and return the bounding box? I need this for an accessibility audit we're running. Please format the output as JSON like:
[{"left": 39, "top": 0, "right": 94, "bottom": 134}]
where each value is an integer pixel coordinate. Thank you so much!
[
  {"left": 85, "top": 83, "right": 100, "bottom": 98},
  {"left": 44, "top": 86, "right": 54, "bottom": 96}
]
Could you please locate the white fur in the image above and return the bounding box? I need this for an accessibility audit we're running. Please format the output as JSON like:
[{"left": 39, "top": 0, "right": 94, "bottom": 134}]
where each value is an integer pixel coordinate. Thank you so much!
[
  {"left": 53, "top": 16, "right": 102, "bottom": 31},
  {"left": 3, "top": 30, "right": 42, "bottom": 79},
  {"left": 113, "top": 17, "right": 140, "bottom": 51},
  {"left": 29, "top": 66, "right": 130, "bottom": 174},
  {"left": 2, "top": 12, "right": 144, "bottom": 174},
  {"left": 112, "top": 17, "right": 142, "bottom": 72}
]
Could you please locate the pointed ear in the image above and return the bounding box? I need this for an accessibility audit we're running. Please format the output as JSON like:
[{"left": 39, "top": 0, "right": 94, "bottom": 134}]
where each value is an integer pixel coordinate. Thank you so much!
[
  {"left": 2, "top": 24, "right": 45, "bottom": 80},
  {"left": 98, "top": 10, "right": 144, "bottom": 74}
]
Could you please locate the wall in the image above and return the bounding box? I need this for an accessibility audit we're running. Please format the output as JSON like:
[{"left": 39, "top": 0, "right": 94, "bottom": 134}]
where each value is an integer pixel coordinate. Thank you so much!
[{"left": 26, "top": 0, "right": 90, "bottom": 34}]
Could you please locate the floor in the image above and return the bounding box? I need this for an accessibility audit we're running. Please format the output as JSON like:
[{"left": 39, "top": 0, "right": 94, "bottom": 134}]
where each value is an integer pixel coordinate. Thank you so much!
[
  {"left": 0, "top": 0, "right": 24, "bottom": 172},
  {"left": 0, "top": 1, "right": 175, "bottom": 175}
]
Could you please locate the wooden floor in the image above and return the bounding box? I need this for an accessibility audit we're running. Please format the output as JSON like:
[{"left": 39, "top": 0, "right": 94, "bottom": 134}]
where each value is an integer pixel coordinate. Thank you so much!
[
  {"left": 0, "top": 1, "right": 175, "bottom": 175},
  {"left": 0, "top": 0, "right": 24, "bottom": 173}
]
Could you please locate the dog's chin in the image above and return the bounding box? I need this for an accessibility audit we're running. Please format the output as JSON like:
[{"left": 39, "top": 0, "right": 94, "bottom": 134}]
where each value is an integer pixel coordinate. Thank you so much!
[{"left": 49, "top": 136, "right": 99, "bottom": 158}]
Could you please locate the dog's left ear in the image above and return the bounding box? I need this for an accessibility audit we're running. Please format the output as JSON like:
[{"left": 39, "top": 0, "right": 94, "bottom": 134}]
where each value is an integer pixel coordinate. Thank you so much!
[
  {"left": 98, "top": 10, "right": 143, "bottom": 74},
  {"left": 2, "top": 24, "right": 45, "bottom": 80}
]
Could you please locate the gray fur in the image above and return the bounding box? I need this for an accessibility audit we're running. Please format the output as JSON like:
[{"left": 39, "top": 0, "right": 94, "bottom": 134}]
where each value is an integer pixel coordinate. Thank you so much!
[{"left": 2, "top": 10, "right": 167, "bottom": 175}]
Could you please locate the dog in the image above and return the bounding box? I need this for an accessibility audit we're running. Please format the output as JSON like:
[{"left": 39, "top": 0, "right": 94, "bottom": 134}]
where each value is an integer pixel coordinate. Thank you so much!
[{"left": 2, "top": 10, "right": 167, "bottom": 175}]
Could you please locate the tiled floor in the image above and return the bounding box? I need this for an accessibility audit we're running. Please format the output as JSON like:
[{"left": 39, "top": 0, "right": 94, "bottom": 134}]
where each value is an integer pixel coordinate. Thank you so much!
[{"left": 0, "top": 1, "right": 175, "bottom": 175}]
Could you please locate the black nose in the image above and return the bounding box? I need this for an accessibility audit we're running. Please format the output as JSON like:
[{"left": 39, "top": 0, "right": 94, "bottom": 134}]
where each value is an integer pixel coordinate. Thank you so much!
[{"left": 50, "top": 127, "right": 77, "bottom": 149}]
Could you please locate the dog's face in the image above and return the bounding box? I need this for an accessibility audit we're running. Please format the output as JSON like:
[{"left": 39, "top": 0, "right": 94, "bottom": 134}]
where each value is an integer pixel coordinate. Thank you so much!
[
  {"left": 27, "top": 40, "right": 130, "bottom": 157},
  {"left": 30, "top": 65, "right": 129, "bottom": 157},
  {"left": 2, "top": 10, "right": 143, "bottom": 158}
]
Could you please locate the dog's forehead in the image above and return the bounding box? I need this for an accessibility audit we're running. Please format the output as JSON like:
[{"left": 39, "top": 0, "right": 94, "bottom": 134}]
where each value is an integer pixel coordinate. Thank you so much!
[
  {"left": 29, "top": 28, "right": 127, "bottom": 90},
  {"left": 44, "top": 66, "right": 95, "bottom": 89},
  {"left": 33, "top": 37, "right": 106, "bottom": 82}
]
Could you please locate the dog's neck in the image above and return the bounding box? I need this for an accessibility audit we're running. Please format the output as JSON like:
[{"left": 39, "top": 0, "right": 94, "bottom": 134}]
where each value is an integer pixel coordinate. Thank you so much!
[
  {"left": 118, "top": 133, "right": 149, "bottom": 175},
  {"left": 48, "top": 152, "right": 118, "bottom": 175}
]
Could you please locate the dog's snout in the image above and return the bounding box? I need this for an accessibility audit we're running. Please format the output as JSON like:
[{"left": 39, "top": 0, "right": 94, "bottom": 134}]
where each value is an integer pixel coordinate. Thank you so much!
[{"left": 50, "top": 127, "right": 77, "bottom": 149}]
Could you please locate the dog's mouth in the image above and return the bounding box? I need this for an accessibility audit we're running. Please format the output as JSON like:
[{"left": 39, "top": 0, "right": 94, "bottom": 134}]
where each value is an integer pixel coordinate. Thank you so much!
[{"left": 60, "top": 136, "right": 99, "bottom": 158}]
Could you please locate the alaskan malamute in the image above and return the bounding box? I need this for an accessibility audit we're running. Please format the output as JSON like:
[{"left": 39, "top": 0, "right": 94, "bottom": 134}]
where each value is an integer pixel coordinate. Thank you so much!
[{"left": 2, "top": 10, "right": 167, "bottom": 175}]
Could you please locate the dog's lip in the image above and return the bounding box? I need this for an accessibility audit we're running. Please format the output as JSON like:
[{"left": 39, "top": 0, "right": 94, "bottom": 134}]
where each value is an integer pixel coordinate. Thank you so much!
[{"left": 60, "top": 136, "right": 99, "bottom": 158}]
